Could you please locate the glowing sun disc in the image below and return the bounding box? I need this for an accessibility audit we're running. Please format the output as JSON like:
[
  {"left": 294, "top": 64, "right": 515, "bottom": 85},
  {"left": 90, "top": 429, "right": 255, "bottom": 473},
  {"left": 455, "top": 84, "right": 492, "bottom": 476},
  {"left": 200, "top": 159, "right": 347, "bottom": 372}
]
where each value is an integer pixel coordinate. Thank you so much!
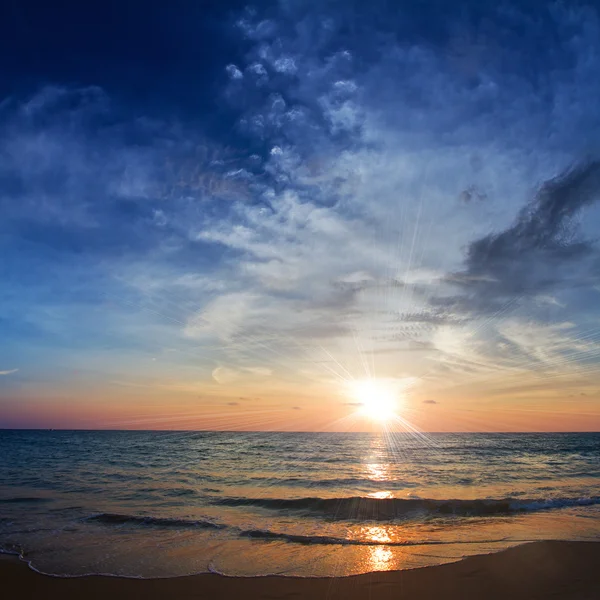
[{"left": 348, "top": 380, "right": 398, "bottom": 421}]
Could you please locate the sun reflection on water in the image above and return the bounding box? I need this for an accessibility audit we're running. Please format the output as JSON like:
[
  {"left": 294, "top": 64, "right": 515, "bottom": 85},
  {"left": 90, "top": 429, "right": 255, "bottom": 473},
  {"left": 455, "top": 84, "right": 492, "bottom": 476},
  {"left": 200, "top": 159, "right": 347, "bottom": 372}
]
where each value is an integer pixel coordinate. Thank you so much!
[
  {"left": 368, "top": 490, "right": 394, "bottom": 499},
  {"left": 365, "top": 462, "right": 391, "bottom": 481},
  {"left": 363, "top": 525, "right": 392, "bottom": 543},
  {"left": 355, "top": 526, "right": 395, "bottom": 571},
  {"left": 369, "top": 546, "right": 394, "bottom": 571},
  {"left": 360, "top": 443, "right": 400, "bottom": 572}
]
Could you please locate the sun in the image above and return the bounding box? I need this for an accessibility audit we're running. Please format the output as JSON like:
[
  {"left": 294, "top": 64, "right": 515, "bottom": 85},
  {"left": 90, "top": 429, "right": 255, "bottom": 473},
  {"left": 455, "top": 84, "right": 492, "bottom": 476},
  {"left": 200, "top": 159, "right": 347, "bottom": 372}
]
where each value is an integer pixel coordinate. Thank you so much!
[{"left": 348, "top": 379, "right": 399, "bottom": 422}]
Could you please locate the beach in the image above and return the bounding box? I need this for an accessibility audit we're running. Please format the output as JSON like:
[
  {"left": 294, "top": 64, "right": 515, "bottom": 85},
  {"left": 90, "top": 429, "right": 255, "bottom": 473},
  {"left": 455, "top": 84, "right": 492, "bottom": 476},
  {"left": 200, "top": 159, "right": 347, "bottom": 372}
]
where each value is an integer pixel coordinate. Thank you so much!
[{"left": 2, "top": 541, "right": 599, "bottom": 600}]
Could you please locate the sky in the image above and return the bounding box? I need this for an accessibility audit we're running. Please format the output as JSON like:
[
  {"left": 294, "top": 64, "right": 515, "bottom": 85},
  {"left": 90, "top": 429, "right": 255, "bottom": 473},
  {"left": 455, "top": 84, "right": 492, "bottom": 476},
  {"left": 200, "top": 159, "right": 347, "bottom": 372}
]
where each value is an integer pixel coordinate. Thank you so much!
[{"left": 1, "top": 0, "right": 600, "bottom": 431}]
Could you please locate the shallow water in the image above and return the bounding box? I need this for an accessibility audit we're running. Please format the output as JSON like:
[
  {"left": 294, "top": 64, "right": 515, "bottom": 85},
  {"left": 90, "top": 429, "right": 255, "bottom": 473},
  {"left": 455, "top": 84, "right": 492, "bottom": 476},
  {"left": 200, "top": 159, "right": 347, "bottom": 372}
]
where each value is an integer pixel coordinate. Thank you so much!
[{"left": 0, "top": 431, "right": 598, "bottom": 577}]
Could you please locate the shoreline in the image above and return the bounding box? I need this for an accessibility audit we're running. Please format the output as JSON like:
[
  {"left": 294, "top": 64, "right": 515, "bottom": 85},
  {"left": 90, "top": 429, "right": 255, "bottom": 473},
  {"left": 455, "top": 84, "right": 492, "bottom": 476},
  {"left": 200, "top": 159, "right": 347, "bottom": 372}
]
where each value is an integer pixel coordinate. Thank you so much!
[{"left": 2, "top": 541, "right": 599, "bottom": 599}]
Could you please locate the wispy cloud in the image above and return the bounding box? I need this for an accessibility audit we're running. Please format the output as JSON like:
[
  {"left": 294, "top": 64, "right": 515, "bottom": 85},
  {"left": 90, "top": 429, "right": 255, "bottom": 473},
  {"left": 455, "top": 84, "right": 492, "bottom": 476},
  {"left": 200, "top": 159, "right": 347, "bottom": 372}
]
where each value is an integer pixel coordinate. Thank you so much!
[
  {"left": 0, "top": 369, "right": 18, "bottom": 376},
  {"left": 435, "top": 162, "right": 600, "bottom": 316}
]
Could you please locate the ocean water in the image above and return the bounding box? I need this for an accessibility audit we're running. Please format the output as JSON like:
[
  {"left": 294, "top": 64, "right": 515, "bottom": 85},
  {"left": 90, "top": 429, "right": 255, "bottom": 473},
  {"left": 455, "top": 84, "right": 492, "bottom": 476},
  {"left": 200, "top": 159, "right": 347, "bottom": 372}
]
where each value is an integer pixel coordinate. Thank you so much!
[{"left": 0, "top": 430, "right": 599, "bottom": 578}]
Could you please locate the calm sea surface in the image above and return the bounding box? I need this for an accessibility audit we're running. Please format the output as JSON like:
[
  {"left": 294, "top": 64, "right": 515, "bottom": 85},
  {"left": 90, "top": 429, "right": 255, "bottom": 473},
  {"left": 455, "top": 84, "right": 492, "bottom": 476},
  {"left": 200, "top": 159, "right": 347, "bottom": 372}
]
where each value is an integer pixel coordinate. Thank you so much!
[{"left": 0, "top": 431, "right": 599, "bottom": 577}]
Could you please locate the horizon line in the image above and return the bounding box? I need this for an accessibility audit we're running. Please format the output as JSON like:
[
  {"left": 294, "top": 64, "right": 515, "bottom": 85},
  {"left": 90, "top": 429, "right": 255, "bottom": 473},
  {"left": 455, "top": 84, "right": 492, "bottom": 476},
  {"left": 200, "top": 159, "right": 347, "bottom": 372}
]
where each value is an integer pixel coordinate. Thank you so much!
[{"left": 1, "top": 428, "right": 599, "bottom": 434}]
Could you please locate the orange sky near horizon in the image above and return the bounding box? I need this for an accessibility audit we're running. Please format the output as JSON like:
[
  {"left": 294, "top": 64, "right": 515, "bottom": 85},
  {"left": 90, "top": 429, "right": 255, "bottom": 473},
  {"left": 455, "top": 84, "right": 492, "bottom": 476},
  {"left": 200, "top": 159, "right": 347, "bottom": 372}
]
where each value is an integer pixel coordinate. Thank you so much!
[{"left": 2, "top": 384, "right": 599, "bottom": 432}]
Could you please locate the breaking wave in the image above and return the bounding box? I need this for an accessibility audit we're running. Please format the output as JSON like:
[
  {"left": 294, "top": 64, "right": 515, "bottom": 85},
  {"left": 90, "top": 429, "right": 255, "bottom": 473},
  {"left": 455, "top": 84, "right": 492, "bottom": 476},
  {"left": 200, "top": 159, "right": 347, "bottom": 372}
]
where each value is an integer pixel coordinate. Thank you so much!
[
  {"left": 212, "top": 495, "right": 600, "bottom": 520},
  {"left": 86, "top": 513, "right": 225, "bottom": 529}
]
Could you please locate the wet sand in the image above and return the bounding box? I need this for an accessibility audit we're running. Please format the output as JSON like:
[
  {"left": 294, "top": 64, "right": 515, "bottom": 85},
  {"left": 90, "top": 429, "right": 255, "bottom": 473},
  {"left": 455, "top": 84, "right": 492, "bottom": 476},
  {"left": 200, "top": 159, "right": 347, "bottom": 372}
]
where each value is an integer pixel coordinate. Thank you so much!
[{"left": 1, "top": 541, "right": 599, "bottom": 599}]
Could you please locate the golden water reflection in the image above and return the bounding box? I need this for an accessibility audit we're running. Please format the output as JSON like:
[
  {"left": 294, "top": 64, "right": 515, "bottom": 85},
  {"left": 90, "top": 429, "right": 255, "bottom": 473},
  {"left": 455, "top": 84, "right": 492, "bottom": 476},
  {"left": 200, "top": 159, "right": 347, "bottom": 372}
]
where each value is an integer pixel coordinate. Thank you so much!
[
  {"left": 360, "top": 526, "right": 395, "bottom": 571},
  {"left": 369, "top": 545, "right": 394, "bottom": 571},
  {"left": 365, "top": 462, "right": 391, "bottom": 481},
  {"left": 361, "top": 438, "right": 401, "bottom": 572},
  {"left": 368, "top": 490, "right": 394, "bottom": 499},
  {"left": 364, "top": 436, "right": 392, "bottom": 482},
  {"left": 363, "top": 525, "right": 392, "bottom": 543}
]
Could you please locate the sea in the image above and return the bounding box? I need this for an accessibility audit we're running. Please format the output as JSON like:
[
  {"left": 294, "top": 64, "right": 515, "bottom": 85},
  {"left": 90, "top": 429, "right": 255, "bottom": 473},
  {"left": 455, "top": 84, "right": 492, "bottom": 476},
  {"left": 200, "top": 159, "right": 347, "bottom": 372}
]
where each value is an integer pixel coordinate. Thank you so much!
[{"left": 0, "top": 430, "right": 599, "bottom": 578}]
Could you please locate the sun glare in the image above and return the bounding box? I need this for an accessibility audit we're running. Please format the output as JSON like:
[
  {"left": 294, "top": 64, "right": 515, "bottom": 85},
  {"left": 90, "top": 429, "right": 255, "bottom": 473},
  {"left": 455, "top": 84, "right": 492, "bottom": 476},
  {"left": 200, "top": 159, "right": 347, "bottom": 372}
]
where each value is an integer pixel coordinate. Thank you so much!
[{"left": 348, "top": 379, "right": 400, "bottom": 422}]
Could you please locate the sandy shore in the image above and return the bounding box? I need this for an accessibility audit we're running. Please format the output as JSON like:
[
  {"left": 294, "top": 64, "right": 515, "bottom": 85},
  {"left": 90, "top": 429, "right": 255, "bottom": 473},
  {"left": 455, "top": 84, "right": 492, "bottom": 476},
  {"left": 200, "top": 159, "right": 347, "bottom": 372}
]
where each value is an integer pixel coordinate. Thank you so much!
[{"left": 2, "top": 541, "right": 599, "bottom": 599}]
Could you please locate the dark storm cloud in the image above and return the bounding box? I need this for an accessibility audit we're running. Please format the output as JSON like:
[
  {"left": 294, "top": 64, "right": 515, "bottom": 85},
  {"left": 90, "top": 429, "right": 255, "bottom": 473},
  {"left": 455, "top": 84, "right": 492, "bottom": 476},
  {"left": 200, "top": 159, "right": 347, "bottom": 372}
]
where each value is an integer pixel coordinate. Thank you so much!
[{"left": 436, "top": 161, "right": 600, "bottom": 315}]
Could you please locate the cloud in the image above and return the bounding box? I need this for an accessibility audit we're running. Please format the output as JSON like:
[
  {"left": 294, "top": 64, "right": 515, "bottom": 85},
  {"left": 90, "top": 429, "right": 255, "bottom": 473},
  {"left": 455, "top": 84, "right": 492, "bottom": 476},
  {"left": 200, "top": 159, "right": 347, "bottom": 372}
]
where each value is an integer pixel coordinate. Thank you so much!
[
  {"left": 437, "top": 162, "right": 600, "bottom": 315},
  {"left": 397, "top": 311, "right": 464, "bottom": 326},
  {"left": 210, "top": 365, "right": 272, "bottom": 385},
  {"left": 211, "top": 367, "right": 240, "bottom": 384},
  {"left": 0, "top": 369, "right": 18, "bottom": 376},
  {"left": 459, "top": 185, "right": 487, "bottom": 204},
  {"left": 243, "top": 367, "right": 273, "bottom": 377},
  {"left": 4, "top": 2, "right": 600, "bottom": 412},
  {"left": 189, "top": 5, "right": 600, "bottom": 390},
  {"left": 227, "top": 401, "right": 239, "bottom": 406},
  {"left": 423, "top": 399, "right": 437, "bottom": 405},
  {"left": 0, "top": 86, "right": 250, "bottom": 262}
]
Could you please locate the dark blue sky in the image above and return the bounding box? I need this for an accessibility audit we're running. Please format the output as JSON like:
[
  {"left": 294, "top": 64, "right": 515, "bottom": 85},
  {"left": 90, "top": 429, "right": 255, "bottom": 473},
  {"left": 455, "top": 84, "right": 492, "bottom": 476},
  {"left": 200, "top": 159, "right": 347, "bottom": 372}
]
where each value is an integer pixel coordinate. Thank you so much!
[
  {"left": 0, "top": 1, "right": 576, "bottom": 114},
  {"left": 1, "top": 0, "right": 258, "bottom": 130}
]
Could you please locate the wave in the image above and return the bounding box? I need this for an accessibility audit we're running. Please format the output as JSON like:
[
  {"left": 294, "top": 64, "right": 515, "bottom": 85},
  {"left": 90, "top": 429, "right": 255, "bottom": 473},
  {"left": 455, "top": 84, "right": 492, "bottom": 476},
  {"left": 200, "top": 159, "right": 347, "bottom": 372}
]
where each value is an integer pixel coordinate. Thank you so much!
[
  {"left": 82, "top": 513, "right": 512, "bottom": 548},
  {"left": 246, "top": 476, "right": 415, "bottom": 489},
  {"left": 86, "top": 513, "right": 225, "bottom": 529},
  {"left": 213, "top": 495, "right": 600, "bottom": 520},
  {"left": 239, "top": 529, "right": 446, "bottom": 546}
]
